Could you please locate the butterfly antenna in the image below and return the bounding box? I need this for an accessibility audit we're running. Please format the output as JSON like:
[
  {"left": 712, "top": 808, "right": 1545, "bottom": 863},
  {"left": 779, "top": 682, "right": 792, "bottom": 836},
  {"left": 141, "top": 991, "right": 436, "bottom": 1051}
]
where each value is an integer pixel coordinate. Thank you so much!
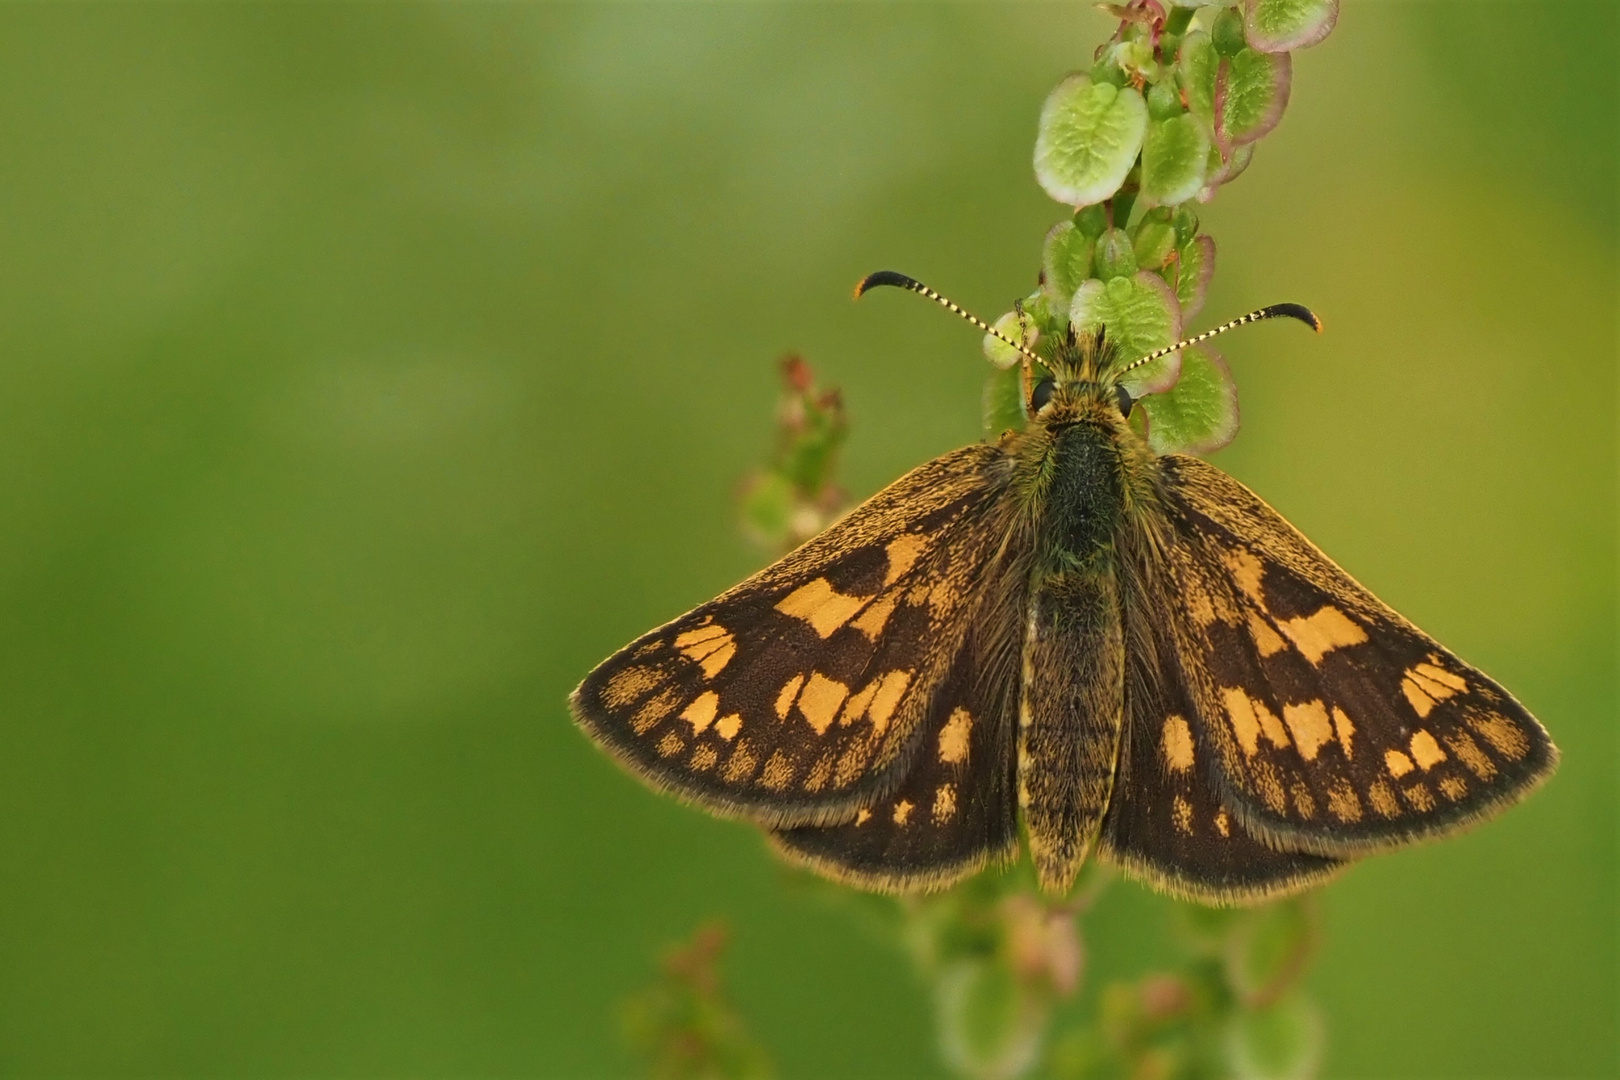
[
  {"left": 1116, "top": 303, "right": 1323, "bottom": 377},
  {"left": 855, "top": 270, "right": 1044, "bottom": 368}
]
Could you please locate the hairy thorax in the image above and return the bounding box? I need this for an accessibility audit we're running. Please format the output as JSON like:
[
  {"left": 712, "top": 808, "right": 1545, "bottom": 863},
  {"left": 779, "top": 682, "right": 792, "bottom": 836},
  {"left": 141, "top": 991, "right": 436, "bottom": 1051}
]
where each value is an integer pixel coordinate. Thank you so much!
[{"left": 1010, "top": 393, "right": 1161, "bottom": 581}]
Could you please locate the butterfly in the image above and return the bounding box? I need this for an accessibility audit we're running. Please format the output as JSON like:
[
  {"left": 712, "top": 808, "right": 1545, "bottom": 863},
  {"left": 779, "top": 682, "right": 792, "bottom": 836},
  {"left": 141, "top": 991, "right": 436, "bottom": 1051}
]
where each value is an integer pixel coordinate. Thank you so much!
[{"left": 571, "top": 271, "right": 1558, "bottom": 904}]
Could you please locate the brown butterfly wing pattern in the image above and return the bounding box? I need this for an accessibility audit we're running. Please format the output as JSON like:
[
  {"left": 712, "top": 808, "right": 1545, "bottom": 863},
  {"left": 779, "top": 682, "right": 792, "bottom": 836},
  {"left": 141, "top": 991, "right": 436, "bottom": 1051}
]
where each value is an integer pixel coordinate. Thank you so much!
[
  {"left": 571, "top": 444, "right": 1021, "bottom": 828},
  {"left": 770, "top": 609, "right": 1024, "bottom": 892},
  {"left": 1154, "top": 455, "right": 1558, "bottom": 859},
  {"left": 1097, "top": 588, "right": 1345, "bottom": 904}
]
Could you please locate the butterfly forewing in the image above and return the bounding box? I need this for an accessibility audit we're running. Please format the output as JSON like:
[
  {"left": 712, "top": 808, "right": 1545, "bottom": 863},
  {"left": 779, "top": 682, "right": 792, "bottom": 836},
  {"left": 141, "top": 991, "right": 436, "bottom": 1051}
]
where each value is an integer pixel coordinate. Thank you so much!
[
  {"left": 770, "top": 612, "right": 1023, "bottom": 892},
  {"left": 571, "top": 445, "right": 1018, "bottom": 827},
  {"left": 1159, "top": 456, "right": 1558, "bottom": 856}
]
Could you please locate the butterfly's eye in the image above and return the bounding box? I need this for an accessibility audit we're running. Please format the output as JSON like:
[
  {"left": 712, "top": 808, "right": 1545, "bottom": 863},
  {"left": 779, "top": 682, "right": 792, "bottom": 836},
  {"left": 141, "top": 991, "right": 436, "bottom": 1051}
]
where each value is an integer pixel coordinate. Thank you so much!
[
  {"left": 1031, "top": 377, "right": 1057, "bottom": 413},
  {"left": 1114, "top": 385, "right": 1134, "bottom": 418}
]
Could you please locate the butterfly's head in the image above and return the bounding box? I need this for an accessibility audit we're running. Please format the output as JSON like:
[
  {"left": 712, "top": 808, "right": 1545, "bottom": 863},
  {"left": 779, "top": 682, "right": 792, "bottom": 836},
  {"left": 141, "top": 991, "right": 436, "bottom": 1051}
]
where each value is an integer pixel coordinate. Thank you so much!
[{"left": 1029, "top": 323, "right": 1137, "bottom": 429}]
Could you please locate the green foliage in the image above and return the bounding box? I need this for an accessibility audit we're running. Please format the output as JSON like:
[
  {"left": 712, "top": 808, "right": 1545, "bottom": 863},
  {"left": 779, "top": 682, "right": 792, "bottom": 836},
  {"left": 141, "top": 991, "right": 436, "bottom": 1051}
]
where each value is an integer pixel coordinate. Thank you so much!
[
  {"left": 1140, "top": 345, "right": 1238, "bottom": 455},
  {"left": 1034, "top": 76, "right": 1149, "bottom": 208},
  {"left": 1071, "top": 274, "right": 1183, "bottom": 395},
  {"left": 1244, "top": 0, "right": 1338, "bottom": 53},
  {"left": 623, "top": 923, "right": 775, "bottom": 1080},
  {"left": 1043, "top": 899, "right": 1324, "bottom": 1080},
  {"left": 1043, "top": 221, "right": 1099, "bottom": 313},
  {"left": 1010, "top": 0, "right": 1334, "bottom": 453},
  {"left": 1141, "top": 114, "right": 1211, "bottom": 207},
  {"left": 737, "top": 356, "right": 849, "bottom": 551}
]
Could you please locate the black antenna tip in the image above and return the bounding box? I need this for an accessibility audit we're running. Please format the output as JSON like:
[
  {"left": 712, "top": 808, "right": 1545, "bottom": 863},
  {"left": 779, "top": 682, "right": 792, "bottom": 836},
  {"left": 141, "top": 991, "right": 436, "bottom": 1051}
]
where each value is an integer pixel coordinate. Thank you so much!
[
  {"left": 854, "top": 270, "right": 921, "bottom": 299},
  {"left": 1261, "top": 302, "right": 1324, "bottom": 333}
]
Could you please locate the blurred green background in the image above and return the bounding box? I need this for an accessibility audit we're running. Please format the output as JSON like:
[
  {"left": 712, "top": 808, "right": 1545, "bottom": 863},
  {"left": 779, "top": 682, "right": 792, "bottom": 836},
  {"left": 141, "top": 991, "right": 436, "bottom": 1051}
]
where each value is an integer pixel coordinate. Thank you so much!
[{"left": 0, "top": 2, "right": 1611, "bottom": 1076}]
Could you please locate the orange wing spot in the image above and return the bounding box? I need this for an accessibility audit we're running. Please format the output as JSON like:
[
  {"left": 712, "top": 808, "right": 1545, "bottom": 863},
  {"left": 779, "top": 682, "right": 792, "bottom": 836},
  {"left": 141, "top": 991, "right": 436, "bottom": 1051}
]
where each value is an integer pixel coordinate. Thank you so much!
[
  {"left": 689, "top": 744, "right": 719, "bottom": 772},
  {"left": 883, "top": 533, "right": 928, "bottom": 585},
  {"left": 1214, "top": 809, "right": 1231, "bottom": 837},
  {"left": 939, "top": 708, "right": 973, "bottom": 765},
  {"left": 838, "top": 679, "right": 881, "bottom": 727},
  {"left": 722, "top": 738, "right": 758, "bottom": 783},
  {"left": 1326, "top": 780, "right": 1363, "bottom": 823},
  {"left": 676, "top": 625, "right": 737, "bottom": 678},
  {"left": 1415, "top": 661, "right": 1466, "bottom": 692},
  {"left": 1172, "top": 795, "right": 1194, "bottom": 835},
  {"left": 892, "top": 799, "right": 914, "bottom": 826},
  {"left": 833, "top": 740, "right": 873, "bottom": 788},
  {"left": 1290, "top": 781, "right": 1316, "bottom": 819},
  {"left": 758, "top": 749, "right": 794, "bottom": 790},
  {"left": 1282, "top": 700, "right": 1332, "bottom": 761},
  {"left": 1224, "top": 548, "right": 1267, "bottom": 606},
  {"left": 1255, "top": 699, "right": 1290, "bottom": 750},
  {"left": 700, "top": 643, "right": 735, "bottom": 678},
  {"left": 1401, "top": 782, "right": 1436, "bottom": 812},
  {"left": 1276, "top": 606, "right": 1367, "bottom": 664},
  {"left": 1409, "top": 729, "right": 1446, "bottom": 770},
  {"left": 1247, "top": 612, "right": 1287, "bottom": 657},
  {"left": 797, "top": 673, "right": 849, "bottom": 736},
  {"left": 656, "top": 731, "right": 686, "bottom": 758},
  {"left": 631, "top": 689, "right": 681, "bottom": 734},
  {"left": 866, "top": 670, "right": 913, "bottom": 736},
  {"left": 680, "top": 691, "right": 720, "bottom": 736},
  {"left": 1223, "top": 687, "right": 1261, "bottom": 757},
  {"left": 1438, "top": 775, "right": 1468, "bottom": 802},
  {"left": 1402, "top": 665, "right": 1463, "bottom": 718},
  {"left": 774, "top": 674, "right": 805, "bottom": 720},
  {"left": 1187, "top": 574, "right": 1218, "bottom": 628},
  {"left": 1401, "top": 675, "right": 1437, "bottom": 718},
  {"left": 775, "top": 578, "right": 868, "bottom": 638},
  {"left": 1445, "top": 731, "right": 1497, "bottom": 780},
  {"left": 854, "top": 808, "right": 872, "bottom": 826},
  {"left": 674, "top": 624, "right": 727, "bottom": 648},
  {"left": 1162, "top": 715, "right": 1194, "bottom": 772},
  {"left": 602, "top": 665, "right": 665, "bottom": 708},
  {"left": 1252, "top": 759, "right": 1288, "bottom": 814},
  {"left": 1384, "top": 749, "right": 1415, "bottom": 779},
  {"left": 932, "top": 783, "right": 957, "bottom": 824},
  {"left": 923, "top": 579, "right": 960, "bottom": 620},
  {"left": 802, "top": 751, "right": 834, "bottom": 792},
  {"left": 1468, "top": 711, "right": 1530, "bottom": 761},
  {"left": 1332, "top": 706, "right": 1356, "bottom": 760},
  {"left": 715, "top": 713, "right": 743, "bottom": 741},
  {"left": 850, "top": 594, "right": 898, "bottom": 640},
  {"left": 1367, "top": 779, "right": 1400, "bottom": 818}
]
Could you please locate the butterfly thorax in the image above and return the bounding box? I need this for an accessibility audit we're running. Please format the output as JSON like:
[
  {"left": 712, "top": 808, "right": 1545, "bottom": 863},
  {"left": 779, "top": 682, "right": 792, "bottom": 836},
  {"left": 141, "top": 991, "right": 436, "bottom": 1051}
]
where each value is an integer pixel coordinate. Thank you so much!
[{"left": 1011, "top": 385, "right": 1160, "bottom": 582}]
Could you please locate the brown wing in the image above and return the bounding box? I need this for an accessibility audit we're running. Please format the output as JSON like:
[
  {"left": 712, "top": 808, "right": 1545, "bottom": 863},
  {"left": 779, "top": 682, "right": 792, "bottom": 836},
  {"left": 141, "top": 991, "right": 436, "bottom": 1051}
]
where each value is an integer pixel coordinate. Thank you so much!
[
  {"left": 1156, "top": 454, "right": 1558, "bottom": 857},
  {"left": 570, "top": 444, "right": 1021, "bottom": 828},
  {"left": 1097, "top": 581, "right": 1344, "bottom": 904},
  {"left": 769, "top": 604, "right": 1023, "bottom": 893}
]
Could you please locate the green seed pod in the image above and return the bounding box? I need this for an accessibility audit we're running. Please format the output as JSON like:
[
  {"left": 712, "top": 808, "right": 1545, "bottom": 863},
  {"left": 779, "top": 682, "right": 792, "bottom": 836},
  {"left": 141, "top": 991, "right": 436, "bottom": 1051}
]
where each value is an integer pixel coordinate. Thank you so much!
[
  {"left": 1133, "top": 219, "right": 1178, "bottom": 269},
  {"left": 1159, "top": 33, "right": 1183, "bottom": 66},
  {"left": 1133, "top": 205, "right": 1173, "bottom": 235},
  {"left": 1074, "top": 203, "right": 1109, "bottom": 240},
  {"left": 1213, "top": 7, "right": 1248, "bottom": 57},
  {"left": 1173, "top": 205, "right": 1201, "bottom": 245},
  {"left": 1089, "top": 54, "right": 1128, "bottom": 88},
  {"left": 1147, "top": 80, "right": 1183, "bottom": 121},
  {"left": 1093, "top": 227, "right": 1138, "bottom": 280}
]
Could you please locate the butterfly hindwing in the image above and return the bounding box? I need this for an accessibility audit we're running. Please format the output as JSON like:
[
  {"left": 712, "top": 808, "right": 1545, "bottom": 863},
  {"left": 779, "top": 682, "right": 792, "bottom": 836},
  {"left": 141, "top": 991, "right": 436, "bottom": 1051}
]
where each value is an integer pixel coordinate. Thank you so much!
[
  {"left": 571, "top": 445, "right": 1018, "bottom": 827},
  {"left": 770, "top": 610, "right": 1023, "bottom": 893},
  {"left": 1097, "top": 591, "right": 1344, "bottom": 904},
  {"left": 1158, "top": 455, "right": 1558, "bottom": 856}
]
